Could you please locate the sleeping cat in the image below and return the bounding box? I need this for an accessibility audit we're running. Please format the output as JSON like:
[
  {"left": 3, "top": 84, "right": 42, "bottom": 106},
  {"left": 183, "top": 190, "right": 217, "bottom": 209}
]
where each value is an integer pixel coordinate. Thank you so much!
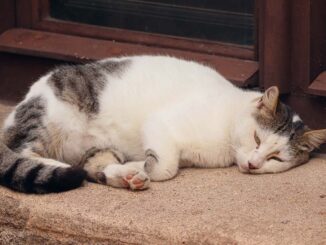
[{"left": 0, "top": 55, "right": 325, "bottom": 193}]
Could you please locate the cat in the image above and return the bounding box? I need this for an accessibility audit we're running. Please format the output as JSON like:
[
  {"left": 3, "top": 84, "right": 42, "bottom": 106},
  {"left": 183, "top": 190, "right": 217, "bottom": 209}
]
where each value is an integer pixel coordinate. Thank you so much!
[{"left": 0, "top": 55, "right": 325, "bottom": 194}]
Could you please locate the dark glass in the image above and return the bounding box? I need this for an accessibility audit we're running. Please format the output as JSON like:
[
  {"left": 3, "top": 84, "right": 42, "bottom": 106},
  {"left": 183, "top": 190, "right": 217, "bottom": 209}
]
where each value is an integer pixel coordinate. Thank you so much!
[{"left": 50, "top": 0, "right": 255, "bottom": 46}]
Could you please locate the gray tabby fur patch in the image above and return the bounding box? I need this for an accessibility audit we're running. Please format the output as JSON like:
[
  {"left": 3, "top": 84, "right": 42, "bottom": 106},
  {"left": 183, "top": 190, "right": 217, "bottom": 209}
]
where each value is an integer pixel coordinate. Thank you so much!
[
  {"left": 48, "top": 59, "right": 130, "bottom": 114},
  {"left": 2, "top": 96, "right": 47, "bottom": 154}
]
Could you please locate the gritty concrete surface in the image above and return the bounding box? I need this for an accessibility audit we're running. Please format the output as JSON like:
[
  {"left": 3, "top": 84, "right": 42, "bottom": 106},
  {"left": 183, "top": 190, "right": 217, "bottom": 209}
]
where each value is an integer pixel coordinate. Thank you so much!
[{"left": 0, "top": 102, "right": 325, "bottom": 245}]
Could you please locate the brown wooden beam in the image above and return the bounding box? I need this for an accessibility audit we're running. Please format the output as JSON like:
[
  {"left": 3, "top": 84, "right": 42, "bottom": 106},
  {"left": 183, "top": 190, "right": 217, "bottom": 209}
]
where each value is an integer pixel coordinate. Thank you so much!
[
  {"left": 291, "top": 0, "right": 326, "bottom": 96},
  {"left": 310, "top": 0, "right": 326, "bottom": 82},
  {"left": 0, "top": 28, "right": 258, "bottom": 87},
  {"left": 308, "top": 71, "right": 326, "bottom": 96},
  {"left": 16, "top": 0, "right": 35, "bottom": 28},
  {"left": 0, "top": 0, "right": 15, "bottom": 34},
  {"left": 291, "top": 0, "right": 311, "bottom": 93},
  {"left": 258, "top": 0, "right": 291, "bottom": 92}
]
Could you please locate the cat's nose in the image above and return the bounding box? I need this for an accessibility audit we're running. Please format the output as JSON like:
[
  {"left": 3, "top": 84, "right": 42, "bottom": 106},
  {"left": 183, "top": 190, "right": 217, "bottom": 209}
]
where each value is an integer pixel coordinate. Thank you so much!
[{"left": 248, "top": 162, "right": 259, "bottom": 170}]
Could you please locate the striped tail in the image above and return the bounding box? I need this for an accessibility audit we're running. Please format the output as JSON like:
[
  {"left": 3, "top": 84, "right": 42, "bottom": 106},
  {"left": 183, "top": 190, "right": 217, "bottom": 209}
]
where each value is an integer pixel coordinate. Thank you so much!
[{"left": 0, "top": 142, "right": 86, "bottom": 194}]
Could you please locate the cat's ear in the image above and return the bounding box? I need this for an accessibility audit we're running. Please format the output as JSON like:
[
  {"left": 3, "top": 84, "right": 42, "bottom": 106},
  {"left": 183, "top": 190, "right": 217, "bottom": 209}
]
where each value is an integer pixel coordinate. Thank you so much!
[
  {"left": 258, "top": 86, "right": 280, "bottom": 115},
  {"left": 300, "top": 129, "right": 326, "bottom": 152}
]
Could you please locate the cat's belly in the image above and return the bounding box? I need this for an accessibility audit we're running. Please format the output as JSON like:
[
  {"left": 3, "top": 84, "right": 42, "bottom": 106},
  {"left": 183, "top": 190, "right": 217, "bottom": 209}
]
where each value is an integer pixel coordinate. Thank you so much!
[
  {"left": 180, "top": 147, "right": 234, "bottom": 168},
  {"left": 53, "top": 119, "right": 142, "bottom": 164},
  {"left": 87, "top": 119, "right": 145, "bottom": 161},
  {"left": 60, "top": 130, "right": 144, "bottom": 164}
]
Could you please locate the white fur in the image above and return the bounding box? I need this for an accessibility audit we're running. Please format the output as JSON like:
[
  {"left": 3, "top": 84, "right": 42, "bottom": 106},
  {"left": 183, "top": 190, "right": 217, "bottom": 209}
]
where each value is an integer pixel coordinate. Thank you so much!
[
  {"left": 3, "top": 110, "right": 16, "bottom": 130},
  {"left": 12, "top": 56, "right": 297, "bottom": 187},
  {"left": 292, "top": 114, "right": 301, "bottom": 122}
]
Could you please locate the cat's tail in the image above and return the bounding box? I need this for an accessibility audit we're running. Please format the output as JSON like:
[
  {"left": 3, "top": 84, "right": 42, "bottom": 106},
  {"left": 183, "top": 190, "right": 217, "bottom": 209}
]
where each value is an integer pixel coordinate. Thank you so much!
[{"left": 0, "top": 141, "right": 87, "bottom": 194}]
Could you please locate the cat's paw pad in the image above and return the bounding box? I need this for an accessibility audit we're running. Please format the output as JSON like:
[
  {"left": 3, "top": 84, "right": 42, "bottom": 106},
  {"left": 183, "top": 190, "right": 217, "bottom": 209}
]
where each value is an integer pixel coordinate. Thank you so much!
[{"left": 123, "top": 171, "right": 150, "bottom": 190}]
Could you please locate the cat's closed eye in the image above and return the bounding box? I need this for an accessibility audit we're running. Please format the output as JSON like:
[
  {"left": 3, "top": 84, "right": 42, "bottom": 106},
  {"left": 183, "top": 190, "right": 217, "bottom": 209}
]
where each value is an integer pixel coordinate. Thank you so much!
[
  {"left": 266, "top": 151, "right": 284, "bottom": 162},
  {"left": 254, "top": 131, "right": 261, "bottom": 148},
  {"left": 267, "top": 155, "right": 284, "bottom": 162}
]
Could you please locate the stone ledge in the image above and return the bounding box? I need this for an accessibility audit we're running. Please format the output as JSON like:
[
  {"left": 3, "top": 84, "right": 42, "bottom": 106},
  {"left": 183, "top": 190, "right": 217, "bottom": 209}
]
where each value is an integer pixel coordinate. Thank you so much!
[
  {"left": 0, "top": 157, "right": 326, "bottom": 245},
  {"left": 0, "top": 103, "right": 326, "bottom": 244}
]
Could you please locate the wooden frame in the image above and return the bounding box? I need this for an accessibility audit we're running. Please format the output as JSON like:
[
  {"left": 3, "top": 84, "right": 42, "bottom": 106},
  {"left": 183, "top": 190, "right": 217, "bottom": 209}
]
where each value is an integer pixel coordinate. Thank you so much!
[
  {"left": 0, "top": 0, "right": 260, "bottom": 88},
  {"left": 258, "top": 0, "right": 326, "bottom": 96},
  {"left": 258, "top": 0, "right": 291, "bottom": 93},
  {"left": 0, "top": 28, "right": 258, "bottom": 86},
  {"left": 16, "top": 0, "right": 255, "bottom": 60},
  {"left": 306, "top": 0, "right": 326, "bottom": 96},
  {"left": 1, "top": 0, "right": 325, "bottom": 93},
  {"left": 0, "top": 0, "right": 15, "bottom": 33},
  {"left": 1, "top": 0, "right": 324, "bottom": 90}
]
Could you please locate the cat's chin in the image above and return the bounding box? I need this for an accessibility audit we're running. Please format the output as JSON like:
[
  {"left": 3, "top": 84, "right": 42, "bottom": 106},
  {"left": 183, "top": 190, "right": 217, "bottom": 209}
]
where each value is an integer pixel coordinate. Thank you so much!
[
  {"left": 237, "top": 164, "right": 251, "bottom": 174},
  {"left": 237, "top": 164, "right": 268, "bottom": 174}
]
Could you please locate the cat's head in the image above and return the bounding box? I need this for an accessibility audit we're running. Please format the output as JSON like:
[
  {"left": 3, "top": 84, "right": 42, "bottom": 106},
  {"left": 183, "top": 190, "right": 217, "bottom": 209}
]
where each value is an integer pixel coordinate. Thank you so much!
[{"left": 237, "top": 86, "right": 326, "bottom": 174}]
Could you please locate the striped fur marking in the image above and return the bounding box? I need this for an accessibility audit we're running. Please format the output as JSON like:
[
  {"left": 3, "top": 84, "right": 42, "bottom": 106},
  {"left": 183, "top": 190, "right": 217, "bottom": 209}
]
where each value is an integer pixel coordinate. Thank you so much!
[
  {"left": 3, "top": 96, "right": 46, "bottom": 153},
  {"left": 255, "top": 102, "right": 304, "bottom": 137},
  {"left": 48, "top": 60, "right": 130, "bottom": 114},
  {"left": 0, "top": 141, "right": 86, "bottom": 193},
  {"left": 79, "top": 147, "right": 125, "bottom": 168},
  {"left": 79, "top": 147, "right": 125, "bottom": 183}
]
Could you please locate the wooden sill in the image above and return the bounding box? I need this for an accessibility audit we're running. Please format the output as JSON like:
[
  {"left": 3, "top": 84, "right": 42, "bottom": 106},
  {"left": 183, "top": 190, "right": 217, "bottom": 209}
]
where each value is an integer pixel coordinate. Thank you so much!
[
  {"left": 307, "top": 71, "right": 326, "bottom": 96},
  {"left": 0, "top": 28, "right": 258, "bottom": 87}
]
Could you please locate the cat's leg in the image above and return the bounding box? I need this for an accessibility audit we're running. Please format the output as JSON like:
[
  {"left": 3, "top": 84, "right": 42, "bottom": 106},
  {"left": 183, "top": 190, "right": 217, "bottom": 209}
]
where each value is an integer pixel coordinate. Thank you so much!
[
  {"left": 80, "top": 148, "right": 150, "bottom": 190},
  {"left": 142, "top": 123, "right": 180, "bottom": 181},
  {"left": 144, "top": 147, "right": 179, "bottom": 181}
]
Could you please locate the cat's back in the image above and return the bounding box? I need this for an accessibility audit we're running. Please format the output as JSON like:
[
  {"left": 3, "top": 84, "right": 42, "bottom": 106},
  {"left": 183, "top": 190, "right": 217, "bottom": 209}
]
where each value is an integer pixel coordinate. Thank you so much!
[
  {"left": 100, "top": 55, "right": 235, "bottom": 114},
  {"left": 111, "top": 55, "right": 232, "bottom": 91}
]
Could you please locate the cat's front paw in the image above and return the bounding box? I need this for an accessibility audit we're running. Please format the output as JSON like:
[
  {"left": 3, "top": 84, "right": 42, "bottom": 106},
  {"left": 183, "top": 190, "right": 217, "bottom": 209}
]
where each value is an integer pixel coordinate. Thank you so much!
[
  {"left": 123, "top": 171, "right": 150, "bottom": 190},
  {"left": 102, "top": 164, "right": 150, "bottom": 190}
]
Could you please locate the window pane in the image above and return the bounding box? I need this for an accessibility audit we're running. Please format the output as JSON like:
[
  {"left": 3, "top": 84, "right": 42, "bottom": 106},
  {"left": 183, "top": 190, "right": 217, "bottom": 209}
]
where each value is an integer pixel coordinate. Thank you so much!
[{"left": 50, "top": 0, "right": 255, "bottom": 46}]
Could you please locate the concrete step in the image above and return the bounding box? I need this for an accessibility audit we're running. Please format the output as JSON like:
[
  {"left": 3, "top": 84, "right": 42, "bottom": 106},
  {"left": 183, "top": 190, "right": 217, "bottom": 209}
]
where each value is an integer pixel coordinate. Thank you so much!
[{"left": 0, "top": 102, "right": 325, "bottom": 244}]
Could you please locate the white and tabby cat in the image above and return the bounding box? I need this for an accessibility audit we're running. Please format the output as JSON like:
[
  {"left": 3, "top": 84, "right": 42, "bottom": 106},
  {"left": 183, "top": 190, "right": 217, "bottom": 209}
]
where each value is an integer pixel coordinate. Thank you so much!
[{"left": 1, "top": 56, "right": 325, "bottom": 193}]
